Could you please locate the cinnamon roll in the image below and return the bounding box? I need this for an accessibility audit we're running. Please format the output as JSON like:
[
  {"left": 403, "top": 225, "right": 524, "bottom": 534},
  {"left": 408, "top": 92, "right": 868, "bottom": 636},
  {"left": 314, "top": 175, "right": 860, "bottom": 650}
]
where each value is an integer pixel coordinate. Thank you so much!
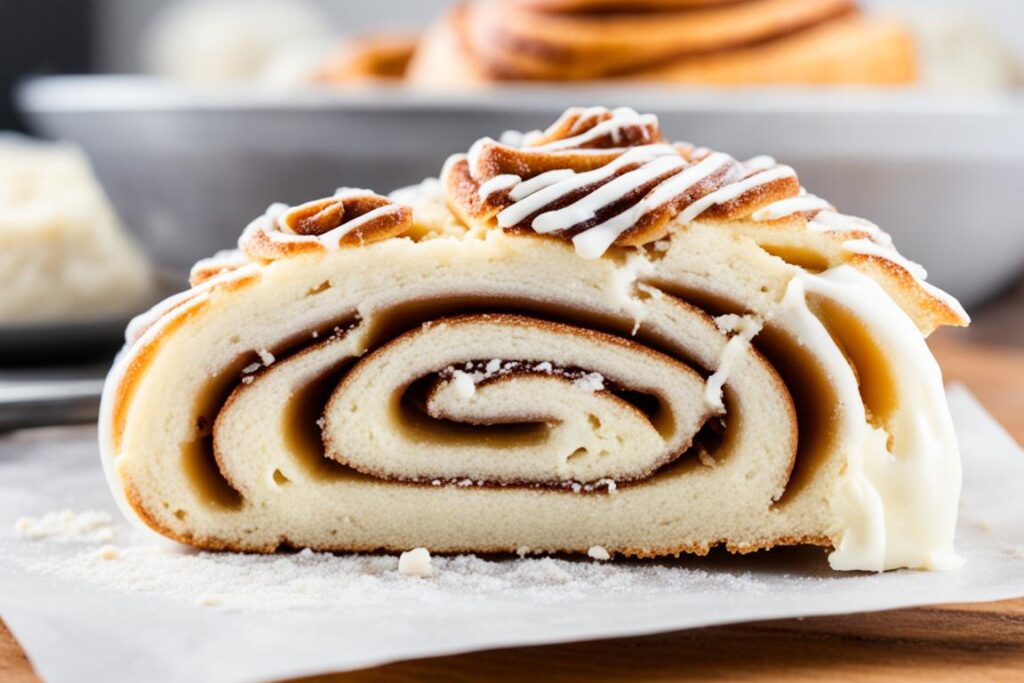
[
  {"left": 101, "top": 106, "right": 966, "bottom": 571},
  {"left": 314, "top": 34, "right": 418, "bottom": 83},
  {"left": 406, "top": 0, "right": 916, "bottom": 86}
]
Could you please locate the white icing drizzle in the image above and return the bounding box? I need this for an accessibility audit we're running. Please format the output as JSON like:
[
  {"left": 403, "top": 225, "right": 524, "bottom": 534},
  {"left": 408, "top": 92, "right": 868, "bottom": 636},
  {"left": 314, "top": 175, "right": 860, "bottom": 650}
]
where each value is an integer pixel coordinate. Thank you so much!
[
  {"left": 639, "top": 152, "right": 734, "bottom": 210},
  {"left": 567, "top": 106, "right": 613, "bottom": 134},
  {"left": 571, "top": 152, "right": 733, "bottom": 260},
  {"left": 775, "top": 266, "right": 962, "bottom": 571},
  {"left": 481, "top": 126, "right": 793, "bottom": 259},
  {"left": 810, "top": 210, "right": 893, "bottom": 247},
  {"left": 530, "top": 107, "right": 657, "bottom": 151},
  {"left": 843, "top": 238, "right": 928, "bottom": 280},
  {"left": 752, "top": 193, "right": 833, "bottom": 221},
  {"left": 477, "top": 174, "right": 521, "bottom": 201},
  {"left": 242, "top": 188, "right": 405, "bottom": 252},
  {"left": 509, "top": 170, "right": 576, "bottom": 201},
  {"left": 316, "top": 205, "right": 399, "bottom": 249},
  {"left": 744, "top": 155, "right": 777, "bottom": 171},
  {"left": 495, "top": 144, "right": 678, "bottom": 229},
  {"left": 461, "top": 104, "right": 959, "bottom": 322},
  {"left": 466, "top": 137, "right": 489, "bottom": 174},
  {"left": 465, "top": 107, "right": 806, "bottom": 260},
  {"left": 532, "top": 155, "right": 686, "bottom": 234},
  {"left": 675, "top": 165, "right": 796, "bottom": 225}
]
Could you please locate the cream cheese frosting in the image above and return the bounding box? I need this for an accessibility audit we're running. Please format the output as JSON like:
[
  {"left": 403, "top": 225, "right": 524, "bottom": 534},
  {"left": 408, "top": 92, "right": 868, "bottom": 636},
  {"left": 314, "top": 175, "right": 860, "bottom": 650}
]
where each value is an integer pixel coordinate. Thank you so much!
[{"left": 774, "top": 267, "right": 961, "bottom": 571}]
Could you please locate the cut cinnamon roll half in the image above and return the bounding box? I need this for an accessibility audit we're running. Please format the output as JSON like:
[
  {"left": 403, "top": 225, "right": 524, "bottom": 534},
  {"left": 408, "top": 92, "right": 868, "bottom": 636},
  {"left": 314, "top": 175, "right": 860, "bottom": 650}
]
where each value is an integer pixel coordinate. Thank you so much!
[
  {"left": 101, "top": 106, "right": 966, "bottom": 571},
  {"left": 406, "top": 0, "right": 916, "bottom": 86}
]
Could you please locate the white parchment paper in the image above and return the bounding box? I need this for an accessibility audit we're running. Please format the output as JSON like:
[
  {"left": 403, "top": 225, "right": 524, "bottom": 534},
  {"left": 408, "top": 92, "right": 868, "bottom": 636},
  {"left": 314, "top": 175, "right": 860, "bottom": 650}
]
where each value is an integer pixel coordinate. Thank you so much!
[{"left": 1, "top": 385, "right": 1022, "bottom": 683}]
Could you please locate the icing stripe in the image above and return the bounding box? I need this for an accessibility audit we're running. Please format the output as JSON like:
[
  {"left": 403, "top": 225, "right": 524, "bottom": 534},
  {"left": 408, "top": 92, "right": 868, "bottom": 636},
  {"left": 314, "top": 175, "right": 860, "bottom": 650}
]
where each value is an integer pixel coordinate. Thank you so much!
[{"left": 752, "top": 193, "right": 832, "bottom": 221}]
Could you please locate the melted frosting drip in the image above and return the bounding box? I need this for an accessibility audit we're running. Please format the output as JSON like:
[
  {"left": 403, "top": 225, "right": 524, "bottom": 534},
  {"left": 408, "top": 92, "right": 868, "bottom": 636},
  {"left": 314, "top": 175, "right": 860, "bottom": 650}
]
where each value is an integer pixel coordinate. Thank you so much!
[{"left": 775, "top": 266, "right": 962, "bottom": 571}]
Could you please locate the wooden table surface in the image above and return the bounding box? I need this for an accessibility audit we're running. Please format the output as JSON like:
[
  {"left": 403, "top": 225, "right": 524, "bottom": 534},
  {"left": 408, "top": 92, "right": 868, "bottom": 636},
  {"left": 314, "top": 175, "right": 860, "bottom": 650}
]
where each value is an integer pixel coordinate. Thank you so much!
[{"left": 2, "top": 288, "right": 1023, "bottom": 683}]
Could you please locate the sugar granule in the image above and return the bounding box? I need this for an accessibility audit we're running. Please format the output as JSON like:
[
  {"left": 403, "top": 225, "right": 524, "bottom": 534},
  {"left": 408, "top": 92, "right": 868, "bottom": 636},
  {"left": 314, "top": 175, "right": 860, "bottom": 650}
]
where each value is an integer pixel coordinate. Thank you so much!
[
  {"left": 199, "top": 594, "right": 224, "bottom": 607},
  {"left": 17, "top": 540, "right": 773, "bottom": 614},
  {"left": 97, "top": 545, "right": 120, "bottom": 561},
  {"left": 573, "top": 372, "right": 605, "bottom": 392},
  {"left": 14, "top": 510, "right": 114, "bottom": 543}
]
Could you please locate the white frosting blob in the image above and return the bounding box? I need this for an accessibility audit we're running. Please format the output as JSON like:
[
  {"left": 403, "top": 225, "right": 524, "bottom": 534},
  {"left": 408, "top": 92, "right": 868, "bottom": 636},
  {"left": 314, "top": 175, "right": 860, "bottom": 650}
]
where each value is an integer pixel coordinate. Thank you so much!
[
  {"left": 776, "top": 266, "right": 962, "bottom": 571},
  {"left": 450, "top": 370, "right": 477, "bottom": 399},
  {"left": 704, "top": 314, "right": 763, "bottom": 412},
  {"left": 398, "top": 547, "right": 434, "bottom": 577}
]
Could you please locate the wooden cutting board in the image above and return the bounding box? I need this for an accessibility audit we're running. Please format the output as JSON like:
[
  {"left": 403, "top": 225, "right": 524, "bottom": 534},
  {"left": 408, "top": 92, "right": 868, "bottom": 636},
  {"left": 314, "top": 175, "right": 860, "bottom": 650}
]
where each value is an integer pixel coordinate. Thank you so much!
[{"left": 2, "top": 329, "right": 1022, "bottom": 683}]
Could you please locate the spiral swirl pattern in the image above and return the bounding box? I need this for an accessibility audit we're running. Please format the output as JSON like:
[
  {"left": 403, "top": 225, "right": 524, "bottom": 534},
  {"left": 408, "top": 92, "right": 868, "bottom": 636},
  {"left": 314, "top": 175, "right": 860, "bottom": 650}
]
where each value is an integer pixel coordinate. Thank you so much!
[{"left": 102, "top": 107, "right": 965, "bottom": 570}]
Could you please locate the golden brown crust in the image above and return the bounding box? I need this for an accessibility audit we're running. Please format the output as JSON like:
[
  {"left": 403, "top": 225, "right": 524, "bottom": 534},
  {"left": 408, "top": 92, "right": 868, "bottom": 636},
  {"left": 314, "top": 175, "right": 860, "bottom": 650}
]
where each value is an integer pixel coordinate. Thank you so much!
[
  {"left": 843, "top": 253, "right": 966, "bottom": 331},
  {"left": 239, "top": 191, "right": 413, "bottom": 261},
  {"left": 523, "top": 107, "right": 664, "bottom": 150},
  {"left": 637, "top": 14, "right": 916, "bottom": 85},
  {"left": 117, "top": 475, "right": 835, "bottom": 557},
  {"left": 514, "top": 0, "right": 743, "bottom": 10},
  {"left": 467, "top": 0, "right": 858, "bottom": 81},
  {"left": 111, "top": 269, "right": 261, "bottom": 452},
  {"left": 189, "top": 252, "right": 249, "bottom": 286}
]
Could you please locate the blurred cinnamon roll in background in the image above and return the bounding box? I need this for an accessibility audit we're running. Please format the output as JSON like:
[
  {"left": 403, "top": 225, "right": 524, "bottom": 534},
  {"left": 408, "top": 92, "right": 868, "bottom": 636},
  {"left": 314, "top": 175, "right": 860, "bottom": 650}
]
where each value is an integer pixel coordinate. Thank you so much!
[
  {"left": 315, "top": 34, "right": 419, "bottom": 83},
  {"left": 136, "top": 0, "right": 1019, "bottom": 90},
  {"left": 406, "top": 0, "right": 917, "bottom": 86}
]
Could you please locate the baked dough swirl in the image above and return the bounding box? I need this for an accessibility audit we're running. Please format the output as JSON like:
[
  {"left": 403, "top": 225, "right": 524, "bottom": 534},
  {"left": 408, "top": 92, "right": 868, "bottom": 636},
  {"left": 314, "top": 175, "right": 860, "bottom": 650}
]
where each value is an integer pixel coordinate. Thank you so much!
[
  {"left": 101, "top": 107, "right": 966, "bottom": 571},
  {"left": 407, "top": 0, "right": 917, "bottom": 86}
]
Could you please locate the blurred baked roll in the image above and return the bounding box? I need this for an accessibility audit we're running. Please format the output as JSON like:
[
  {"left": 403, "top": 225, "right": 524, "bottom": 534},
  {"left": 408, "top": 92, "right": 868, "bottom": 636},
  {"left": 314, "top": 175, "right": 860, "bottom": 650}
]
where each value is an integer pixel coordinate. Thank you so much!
[
  {"left": 315, "top": 34, "right": 419, "bottom": 84},
  {"left": 0, "top": 137, "right": 152, "bottom": 324},
  {"left": 406, "top": 0, "right": 916, "bottom": 86},
  {"left": 102, "top": 107, "right": 966, "bottom": 571}
]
